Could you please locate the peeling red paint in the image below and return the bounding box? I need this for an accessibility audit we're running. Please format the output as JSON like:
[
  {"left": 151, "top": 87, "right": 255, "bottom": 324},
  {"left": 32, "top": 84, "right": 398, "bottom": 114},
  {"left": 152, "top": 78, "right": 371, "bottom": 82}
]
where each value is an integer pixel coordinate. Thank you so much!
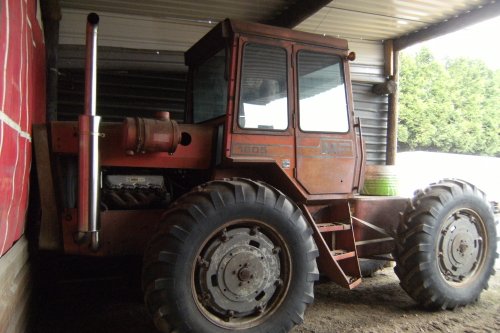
[{"left": 0, "top": 0, "right": 45, "bottom": 256}]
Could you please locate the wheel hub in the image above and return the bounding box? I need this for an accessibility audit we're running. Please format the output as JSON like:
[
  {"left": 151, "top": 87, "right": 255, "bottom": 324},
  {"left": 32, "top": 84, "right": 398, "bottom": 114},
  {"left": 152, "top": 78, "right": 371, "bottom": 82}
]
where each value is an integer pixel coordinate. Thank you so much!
[
  {"left": 238, "top": 267, "right": 252, "bottom": 281},
  {"left": 438, "top": 209, "right": 485, "bottom": 284},
  {"left": 197, "top": 227, "right": 282, "bottom": 318},
  {"left": 221, "top": 249, "right": 268, "bottom": 299}
]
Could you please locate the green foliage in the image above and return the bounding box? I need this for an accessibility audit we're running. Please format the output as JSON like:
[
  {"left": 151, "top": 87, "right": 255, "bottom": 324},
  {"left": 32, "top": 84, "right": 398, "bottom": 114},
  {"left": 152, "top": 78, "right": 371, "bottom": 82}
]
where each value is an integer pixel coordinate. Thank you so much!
[{"left": 398, "top": 48, "right": 500, "bottom": 156}]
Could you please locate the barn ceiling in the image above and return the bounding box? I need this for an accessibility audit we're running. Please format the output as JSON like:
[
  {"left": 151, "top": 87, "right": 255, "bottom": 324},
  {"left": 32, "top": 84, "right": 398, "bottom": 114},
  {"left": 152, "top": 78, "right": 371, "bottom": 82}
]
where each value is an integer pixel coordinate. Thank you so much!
[{"left": 58, "top": 0, "right": 496, "bottom": 47}]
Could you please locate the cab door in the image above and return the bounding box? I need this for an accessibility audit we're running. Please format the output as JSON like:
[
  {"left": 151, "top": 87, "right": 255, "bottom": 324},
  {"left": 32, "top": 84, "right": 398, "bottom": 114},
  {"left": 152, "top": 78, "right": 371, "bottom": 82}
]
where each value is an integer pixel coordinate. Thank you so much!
[
  {"left": 227, "top": 38, "right": 296, "bottom": 180},
  {"left": 293, "top": 45, "right": 359, "bottom": 195}
]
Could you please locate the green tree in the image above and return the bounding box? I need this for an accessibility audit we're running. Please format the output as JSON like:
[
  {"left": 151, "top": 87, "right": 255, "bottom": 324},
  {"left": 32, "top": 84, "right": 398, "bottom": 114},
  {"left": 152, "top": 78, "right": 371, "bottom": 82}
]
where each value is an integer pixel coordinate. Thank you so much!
[{"left": 398, "top": 48, "right": 500, "bottom": 156}]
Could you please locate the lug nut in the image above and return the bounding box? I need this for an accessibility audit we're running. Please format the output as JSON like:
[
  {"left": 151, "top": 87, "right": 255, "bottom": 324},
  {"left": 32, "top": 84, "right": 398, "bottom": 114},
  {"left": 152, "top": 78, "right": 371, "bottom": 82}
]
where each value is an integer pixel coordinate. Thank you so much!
[
  {"left": 221, "top": 229, "right": 228, "bottom": 242},
  {"left": 197, "top": 256, "right": 209, "bottom": 269},
  {"left": 250, "top": 226, "right": 259, "bottom": 235},
  {"left": 200, "top": 292, "right": 211, "bottom": 304}
]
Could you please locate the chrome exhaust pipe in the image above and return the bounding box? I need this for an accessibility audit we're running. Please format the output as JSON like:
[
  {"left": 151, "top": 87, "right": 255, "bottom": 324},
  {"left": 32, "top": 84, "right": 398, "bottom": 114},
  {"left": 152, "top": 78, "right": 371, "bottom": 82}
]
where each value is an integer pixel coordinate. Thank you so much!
[{"left": 77, "top": 13, "right": 101, "bottom": 251}]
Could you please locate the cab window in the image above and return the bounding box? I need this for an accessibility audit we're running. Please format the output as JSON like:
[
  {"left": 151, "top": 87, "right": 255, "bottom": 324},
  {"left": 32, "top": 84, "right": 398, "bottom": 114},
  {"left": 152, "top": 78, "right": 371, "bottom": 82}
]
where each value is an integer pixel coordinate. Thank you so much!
[
  {"left": 238, "top": 44, "right": 288, "bottom": 131},
  {"left": 193, "top": 49, "right": 227, "bottom": 123},
  {"left": 298, "top": 51, "right": 349, "bottom": 133}
]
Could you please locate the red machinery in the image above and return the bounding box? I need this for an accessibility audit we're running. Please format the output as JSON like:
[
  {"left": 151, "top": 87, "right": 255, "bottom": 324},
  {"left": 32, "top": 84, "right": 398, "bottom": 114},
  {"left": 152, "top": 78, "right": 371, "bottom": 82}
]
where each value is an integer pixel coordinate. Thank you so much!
[{"left": 36, "top": 13, "right": 497, "bottom": 333}]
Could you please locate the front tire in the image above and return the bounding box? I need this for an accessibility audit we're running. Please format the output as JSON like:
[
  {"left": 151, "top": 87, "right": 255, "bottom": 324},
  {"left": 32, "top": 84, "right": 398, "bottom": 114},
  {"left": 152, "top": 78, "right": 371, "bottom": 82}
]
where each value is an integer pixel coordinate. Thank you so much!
[
  {"left": 143, "top": 179, "right": 318, "bottom": 332},
  {"left": 394, "top": 179, "right": 497, "bottom": 309}
]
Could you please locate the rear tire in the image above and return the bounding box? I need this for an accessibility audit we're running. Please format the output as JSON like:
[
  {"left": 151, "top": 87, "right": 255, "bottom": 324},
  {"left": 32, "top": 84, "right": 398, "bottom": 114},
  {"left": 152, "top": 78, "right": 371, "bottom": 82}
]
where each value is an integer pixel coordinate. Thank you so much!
[
  {"left": 142, "top": 178, "right": 319, "bottom": 332},
  {"left": 394, "top": 179, "right": 497, "bottom": 309}
]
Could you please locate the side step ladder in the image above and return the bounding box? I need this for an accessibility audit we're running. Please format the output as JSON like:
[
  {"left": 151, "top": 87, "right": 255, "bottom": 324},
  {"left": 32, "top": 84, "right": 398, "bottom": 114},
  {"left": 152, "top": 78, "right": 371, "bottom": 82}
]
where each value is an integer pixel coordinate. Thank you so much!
[{"left": 300, "top": 202, "right": 361, "bottom": 289}]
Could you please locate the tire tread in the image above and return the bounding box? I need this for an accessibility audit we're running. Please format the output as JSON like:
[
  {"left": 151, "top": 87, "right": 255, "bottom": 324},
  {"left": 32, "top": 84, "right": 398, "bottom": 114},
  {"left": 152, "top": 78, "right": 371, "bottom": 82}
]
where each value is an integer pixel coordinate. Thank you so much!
[
  {"left": 394, "top": 179, "right": 497, "bottom": 310},
  {"left": 142, "top": 178, "right": 318, "bottom": 332}
]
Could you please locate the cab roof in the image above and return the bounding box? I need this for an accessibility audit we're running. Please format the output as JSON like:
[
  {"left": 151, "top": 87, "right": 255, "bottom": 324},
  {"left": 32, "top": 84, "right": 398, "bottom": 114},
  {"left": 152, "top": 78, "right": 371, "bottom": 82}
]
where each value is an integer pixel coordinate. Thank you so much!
[{"left": 185, "top": 19, "right": 349, "bottom": 66}]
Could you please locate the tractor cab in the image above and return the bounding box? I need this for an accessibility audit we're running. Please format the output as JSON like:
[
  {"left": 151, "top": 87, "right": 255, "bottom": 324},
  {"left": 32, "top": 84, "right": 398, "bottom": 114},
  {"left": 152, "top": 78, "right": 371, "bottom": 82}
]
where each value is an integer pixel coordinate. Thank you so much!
[{"left": 185, "top": 20, "right": 364, "bottom": 202}]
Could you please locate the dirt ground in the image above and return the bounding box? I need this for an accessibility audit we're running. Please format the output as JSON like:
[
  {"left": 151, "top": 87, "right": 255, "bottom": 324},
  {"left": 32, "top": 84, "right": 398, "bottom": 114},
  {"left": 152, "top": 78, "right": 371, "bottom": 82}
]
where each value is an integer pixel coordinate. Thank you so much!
[
  {"left": 294, "top": 266, "right": 499, "bottom": 333},
  {"left": 33, "top": 255, "right": 499, "bottom": 333}
]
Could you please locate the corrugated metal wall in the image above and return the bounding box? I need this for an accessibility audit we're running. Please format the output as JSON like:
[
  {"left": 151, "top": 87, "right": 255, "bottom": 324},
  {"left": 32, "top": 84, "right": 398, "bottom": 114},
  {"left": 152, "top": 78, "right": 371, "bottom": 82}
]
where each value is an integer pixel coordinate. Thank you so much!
[
  {"left": 352, "top": 82, "right": 387, "bottom": 164},
  {"left": 57, "top": 45, "right": 187, "bottom": 122},
  {"left": 295, "top": 0, "right": 491, "bottom": 41},
  {"left": 349, "top": 40, "right": 388, "bottom": 165},
  {"left": 57, "top": 68, "right": 186, "bottom": 122}
]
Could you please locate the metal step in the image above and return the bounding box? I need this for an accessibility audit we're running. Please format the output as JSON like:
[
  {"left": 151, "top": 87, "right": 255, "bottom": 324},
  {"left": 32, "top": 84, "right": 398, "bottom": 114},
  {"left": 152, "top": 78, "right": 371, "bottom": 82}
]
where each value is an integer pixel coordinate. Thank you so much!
[
  {"left": 347, "top": 276, "right": 362, "bottom": 288},
  {"left": 331, "top": 249, "right": 356, "bottom": 261},
  {"left": 316, "top": 222, "right": 351, "bottom": 232},
  {"left": 301, "top": 203, "right": 361, "bottom": 289}
]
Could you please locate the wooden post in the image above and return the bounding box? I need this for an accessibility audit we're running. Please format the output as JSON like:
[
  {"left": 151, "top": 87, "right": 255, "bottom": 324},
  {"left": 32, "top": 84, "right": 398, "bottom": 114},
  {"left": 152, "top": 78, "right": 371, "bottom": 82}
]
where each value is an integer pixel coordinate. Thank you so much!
[{"left": 33, "top": 125, "right": 62, "bottom": 250}]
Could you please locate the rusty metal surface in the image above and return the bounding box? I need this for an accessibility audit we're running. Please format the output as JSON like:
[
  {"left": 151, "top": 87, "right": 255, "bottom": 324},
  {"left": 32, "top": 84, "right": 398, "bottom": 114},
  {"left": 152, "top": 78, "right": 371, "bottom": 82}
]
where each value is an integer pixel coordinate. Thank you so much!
[
  {"left": 301, "top": 203, "right": 360, "bottom": 289},
  {"left": 229, "top": 134, "right": 295, "bottom": 177},
  {"left": 296, "top": 135, "right": 357, "bottom": 195},
  {"left": 62, "top": 209, "right": 163, "bottom": 256},
  {"left": 51, "top": 121, "right": 215, "bottom": 169},
  {"left": 217, "top": 22, "right": 362, "bottom": 202},
  {"left": 350, "top": 195, "right": 408, "bottom": 258},
  {"left": 123, "top": 117, "right": 181, "bottom": 154}
]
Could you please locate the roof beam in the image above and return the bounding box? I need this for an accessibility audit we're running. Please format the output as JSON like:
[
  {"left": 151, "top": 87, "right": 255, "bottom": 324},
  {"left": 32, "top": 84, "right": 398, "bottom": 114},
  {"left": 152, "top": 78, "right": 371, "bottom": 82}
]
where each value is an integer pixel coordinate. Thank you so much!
[
  {"left": 394, "top": 1, "right": 500, "bottom": 51},
  {"left": 265, "top": 0, "right": 332, "bottom": 28}
]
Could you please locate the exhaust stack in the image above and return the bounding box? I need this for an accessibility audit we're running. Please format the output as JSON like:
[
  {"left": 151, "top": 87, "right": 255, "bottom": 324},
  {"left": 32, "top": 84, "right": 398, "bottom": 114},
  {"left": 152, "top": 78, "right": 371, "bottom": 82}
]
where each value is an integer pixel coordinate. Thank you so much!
[{"left": 77, "top": 13, "right": 101, "bottom": 251}]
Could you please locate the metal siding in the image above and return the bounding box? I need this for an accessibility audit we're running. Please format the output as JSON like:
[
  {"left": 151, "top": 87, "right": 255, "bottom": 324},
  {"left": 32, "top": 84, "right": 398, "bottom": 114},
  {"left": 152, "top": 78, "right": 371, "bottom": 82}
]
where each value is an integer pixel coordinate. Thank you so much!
[
  {"left": 295, "top": 0, "right": 489, "bottom": 41},
  {"left": 59, "top": 0, "right": 288, "bottom": 22},
  {"left": 352, "top": 82, "right": 388, "bottom": 165},
  {"left": 58, "top": 45, "right": 186, "bottom": 72},
  {"left": 58, "top": 46, "right": 187, "bottom": 122},
  {"left": 347, "top": 39, "right": 388, "bottom": 164},
  {"left": 60, "top": 9, "right": 211, "bottom": 51},
  {"left": 58, "top": 68, "right": 187, "bottom": 121},
  {"left": 59, "top": 0, "right": 491, "bottom": 47}
]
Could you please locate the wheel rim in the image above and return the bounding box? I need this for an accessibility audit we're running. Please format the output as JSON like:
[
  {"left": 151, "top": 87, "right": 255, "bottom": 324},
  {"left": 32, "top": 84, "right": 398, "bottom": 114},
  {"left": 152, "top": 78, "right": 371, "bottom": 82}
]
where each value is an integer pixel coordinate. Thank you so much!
[
  {"left": 193, "top": 220, "right": 291, "bottom": 329},
  {"left": 437, "top": 208, "right": 488, "bottom": 286}
]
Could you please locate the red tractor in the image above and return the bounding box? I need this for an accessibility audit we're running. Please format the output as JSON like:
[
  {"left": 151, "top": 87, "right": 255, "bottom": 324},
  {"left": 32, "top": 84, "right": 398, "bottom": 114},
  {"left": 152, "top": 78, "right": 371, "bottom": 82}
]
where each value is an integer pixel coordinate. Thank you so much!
[{"left": 36, "top": 13, "right": 497, "bottom": 333}]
